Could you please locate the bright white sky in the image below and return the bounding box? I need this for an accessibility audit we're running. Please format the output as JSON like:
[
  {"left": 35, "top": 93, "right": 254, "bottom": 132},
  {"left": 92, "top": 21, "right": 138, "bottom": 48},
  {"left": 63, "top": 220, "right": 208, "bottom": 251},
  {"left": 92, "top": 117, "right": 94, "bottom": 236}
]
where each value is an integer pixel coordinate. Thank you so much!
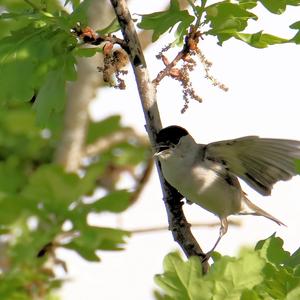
[{"left": 59, "top": 1, "right": 300, "bottom": 299}]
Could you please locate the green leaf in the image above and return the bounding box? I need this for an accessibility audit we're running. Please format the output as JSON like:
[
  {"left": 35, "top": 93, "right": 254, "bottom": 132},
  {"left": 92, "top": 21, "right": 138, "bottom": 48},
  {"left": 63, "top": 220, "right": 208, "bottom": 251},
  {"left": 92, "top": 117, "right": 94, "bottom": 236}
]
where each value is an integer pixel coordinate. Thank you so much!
[
  {"left": 1, "top": 109, "right": 36, "bottom": 134},
  {"left": 0, "top": 24, "right": 77, "bottom": 125},
  {"left": 207, "top": 252, "right": 265, "bottom": 297},
  {"left": 137, "top": 0, "right": 194, "bottom": 43},
  {"left": 284, "top": 247, "right": 300, "bottom": 268},
  {"left": 290, "top": 21, "right": 300, "bottom": 30},
  {"left": 205, "top": 2, "right": 257, "bottom": 33},
  {"left": 22, "top": 164, "right": 81, "bottom": 216},
  {"left": 68, "top": 0, "right": 93, "bottom": 26},
  {"left": 77, "top": 161, "right": 108, "bottom": 195},
  {"left": 0, "top": 0, "right": 61, "bottom": 15},
  {"left": 255, "top": 234, "right": 291, "bottom": 265},
  {"left": 258, "top": 0, "right": 286, "bottom": 14},
  {"left": 155, "top": 252, "right": 207, "bottom": 300},
  {"left": 67, "top": 243, "right": 101, "bottom": 262},
  {"left": 253, "top": 237, "right": 300, "bottom": 299},
  {"left": 155, "top": 250, "right": 266, "bottom": 299},
  {"left": 0, "top": 106, "right": 55, "bottom": 164},
  {"left": 153, "top": 290, "right": 174, "bottom": 300},
  {"left": 88, "top": 190, "right": 132, "bottom": 213},
  {"left": 73, "top": 47, "right": 100, "bottom": 57},
  {"left": 66, "top": 226, "right": 130, "bottom": 261},
  {"left": 112, "top": 142, "right": 149, "bottom": 166},
  {"left": 0, "top": 195, "right": 25, "bottom": 225},
  {"left": 33, "top": 45, "right": 76, "bottom": 126},
  {"left": 241, "top": 289, "right": 260, "bottom": 300},
  {"left": 290, "top": 24, "right": 300, "bottom": 44},
  {"left": 208, "top": 28, "right": 288, "bottom": 47},
  {"left": 33, "top": 69, "right": 66, "bottom": 126},
  {"left": 86, "top": 115, "right": 122, "bottom": 144},
  {"left": 0, "top": 26, "right": 43, "bottom": 103},
  {"left": 174, "top": 16, "right": 194, "bottom": 45},
  {"left": 97, "top": 18, "right": 121, "bottom": 35},
  {"left": 237, "top": 1, "right": 258, "bottom": 9},
  {"left": 0, "top": 158, "right": 27, "bottom": 193},
  {"left": 259, "top": 263, "right": 299, "bottom": 298},
  {"left": 233, "top": 31, "right": 288, "bottom": 48},
  {"left": 286, "top": 0, "right": 300, "bottom": 5}
]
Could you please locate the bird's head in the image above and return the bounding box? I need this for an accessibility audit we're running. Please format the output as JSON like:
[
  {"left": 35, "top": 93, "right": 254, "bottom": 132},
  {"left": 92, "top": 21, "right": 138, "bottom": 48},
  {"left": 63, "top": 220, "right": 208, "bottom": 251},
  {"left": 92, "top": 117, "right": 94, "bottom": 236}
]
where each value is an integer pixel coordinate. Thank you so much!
[{"left": 155, "top": 125, "right": 190, "bottom": 155}]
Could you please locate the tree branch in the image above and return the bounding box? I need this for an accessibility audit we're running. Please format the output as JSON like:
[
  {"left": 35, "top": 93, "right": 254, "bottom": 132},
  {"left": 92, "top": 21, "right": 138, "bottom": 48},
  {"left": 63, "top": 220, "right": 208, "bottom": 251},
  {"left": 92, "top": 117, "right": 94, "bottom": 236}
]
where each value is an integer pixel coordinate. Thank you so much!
[
  {"left": 110, "top": 0, "right": 209, "bottom": 272},
  {"left": 54, "top": 1, "right": 114, "bottom": 171},
  {"left": 129, "top": 156, "right": 154, "bottom": 206},
  {"left": 83, "top": 129, "right": 154, "bottom": 207}
]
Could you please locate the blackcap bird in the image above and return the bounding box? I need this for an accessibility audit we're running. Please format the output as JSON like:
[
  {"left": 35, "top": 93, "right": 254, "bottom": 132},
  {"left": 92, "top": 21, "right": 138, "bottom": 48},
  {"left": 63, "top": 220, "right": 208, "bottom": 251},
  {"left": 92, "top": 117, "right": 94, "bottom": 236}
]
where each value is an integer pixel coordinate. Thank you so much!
[{"left": 155, "top": 125, "right": 300, "bottom": 253}]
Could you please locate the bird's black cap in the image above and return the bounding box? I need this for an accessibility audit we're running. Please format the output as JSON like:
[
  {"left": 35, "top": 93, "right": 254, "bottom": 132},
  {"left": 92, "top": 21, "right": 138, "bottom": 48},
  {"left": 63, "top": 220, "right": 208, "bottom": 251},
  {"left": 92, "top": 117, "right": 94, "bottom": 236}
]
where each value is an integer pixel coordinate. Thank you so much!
[{"left": 156, "top": 125, "right": 189, "bottom": 150}]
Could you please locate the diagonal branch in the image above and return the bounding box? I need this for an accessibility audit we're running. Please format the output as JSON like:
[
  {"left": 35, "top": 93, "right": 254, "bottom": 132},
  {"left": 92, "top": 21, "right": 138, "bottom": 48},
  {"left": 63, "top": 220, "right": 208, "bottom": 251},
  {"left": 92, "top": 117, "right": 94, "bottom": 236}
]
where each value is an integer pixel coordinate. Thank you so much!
[{"left": 110, "top": 0, "right": 209, "bottom": 273}]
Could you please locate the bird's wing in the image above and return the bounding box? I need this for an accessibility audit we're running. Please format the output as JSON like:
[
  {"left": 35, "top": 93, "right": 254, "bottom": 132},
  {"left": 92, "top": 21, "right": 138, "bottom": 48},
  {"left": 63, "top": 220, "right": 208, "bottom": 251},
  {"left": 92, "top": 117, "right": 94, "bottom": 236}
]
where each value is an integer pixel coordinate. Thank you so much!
[{"left": 204, "top": 136, "right": 300, "bottom": 195}]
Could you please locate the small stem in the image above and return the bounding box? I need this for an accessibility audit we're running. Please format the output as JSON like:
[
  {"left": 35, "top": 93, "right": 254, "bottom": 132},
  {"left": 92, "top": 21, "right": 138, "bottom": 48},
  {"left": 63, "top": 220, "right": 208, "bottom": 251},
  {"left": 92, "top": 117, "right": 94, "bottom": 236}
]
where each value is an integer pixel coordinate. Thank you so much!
[
  {"left": 129, "top": 157, "right": 154, "bottom": 205},
  {"left": 187, "top": 0, "right": 201, "bottom": 28},
  {"left": 187, "top": 0, "right": 198, "bottom": 17},
  {"left": 83, "top": 129, "right": 148, "bottom": 157},
  {"left": 187, "top": 0, "right": 207, "bottom": 28},
  {"left": 153, "top": 50, "right": 185, "bottom": 86},
  {"left": 198, "top": 0, "right": 207, "bottom": 21}
]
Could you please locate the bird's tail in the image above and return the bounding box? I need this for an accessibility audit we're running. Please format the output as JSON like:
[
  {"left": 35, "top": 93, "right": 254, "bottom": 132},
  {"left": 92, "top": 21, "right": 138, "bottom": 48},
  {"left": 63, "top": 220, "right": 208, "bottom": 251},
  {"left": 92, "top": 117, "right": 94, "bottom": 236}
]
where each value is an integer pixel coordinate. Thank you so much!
[{"left": 239, "top": 195, "right": 286, "bottom": 226}]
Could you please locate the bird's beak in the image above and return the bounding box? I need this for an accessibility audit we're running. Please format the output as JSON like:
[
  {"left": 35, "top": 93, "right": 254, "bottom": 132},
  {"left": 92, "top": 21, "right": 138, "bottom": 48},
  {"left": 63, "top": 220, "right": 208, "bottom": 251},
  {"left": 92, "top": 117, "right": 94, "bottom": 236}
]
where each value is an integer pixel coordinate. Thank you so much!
[
  {"left": 153, "top": 151, "right": 162, "bottom": 158},
  {"left": 154, "top": 142, "right": 169, "bottom": 157}
]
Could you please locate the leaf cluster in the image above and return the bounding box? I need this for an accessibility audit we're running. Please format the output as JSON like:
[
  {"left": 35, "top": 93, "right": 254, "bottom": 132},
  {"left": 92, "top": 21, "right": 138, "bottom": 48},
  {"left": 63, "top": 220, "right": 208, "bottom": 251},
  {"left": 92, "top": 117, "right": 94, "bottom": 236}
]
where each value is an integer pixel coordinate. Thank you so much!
[
  {"left": 138, "top": 0, "right": 300, "bottom": 47},
  {"left": 0, "top": 100, "right": 150, "bottom": 298},
  {"left": 155, "top": 235, "right": 300, "bottom": 300},
  {"left": 138, "top": 0, "right": 195, "bottom": 45},
  {"left": 0, "top": 1, "right": 152, "bottom": 298},
  {"left": 1, "top": 0, "right": 300, "bottom": 127},
  {"left": 0, "top": 0, "right": 96, "bottom": 126}
]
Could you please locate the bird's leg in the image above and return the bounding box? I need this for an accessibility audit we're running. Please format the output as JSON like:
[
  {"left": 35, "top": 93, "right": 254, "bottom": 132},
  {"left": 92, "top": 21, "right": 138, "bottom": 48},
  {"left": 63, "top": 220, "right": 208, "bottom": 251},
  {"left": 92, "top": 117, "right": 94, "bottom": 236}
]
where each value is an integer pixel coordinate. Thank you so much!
[{"left": 203, "top": 218, "right": 228, "bottom": 261}]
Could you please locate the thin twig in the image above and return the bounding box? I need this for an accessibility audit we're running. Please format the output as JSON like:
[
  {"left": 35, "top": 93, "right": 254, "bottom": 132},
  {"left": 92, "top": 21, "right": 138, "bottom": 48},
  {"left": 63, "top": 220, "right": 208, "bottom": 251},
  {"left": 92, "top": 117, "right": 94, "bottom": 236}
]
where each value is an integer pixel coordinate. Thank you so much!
[
  {"left": 83, "top": 129, "right": 154, "bottom": 207},
  {"left": 130, "top": 220, "right": 241, "bottom": 234},
  {"left": 153, "top": 50, "right": 186, "bottom": 86},
  {"left": 73, "top": 26, "right": 128, "bottom": 50},
  {"left": 83, "top": 129, "right": 148, "bottom": 157},
  {"left": 153, "top": 27, "right": 202, "bottom": 86},
  {"left": 110, "top": 0, "right": 209, "bottom": 273},
  {"left": 186, "top": 0, "right": 202, "bottom": 27},
  {"left": 129, "top": 157, "right": 154, "bottom": 205},
  {"left": 93, "top": 35, "right": 127, "bottom": 48}
]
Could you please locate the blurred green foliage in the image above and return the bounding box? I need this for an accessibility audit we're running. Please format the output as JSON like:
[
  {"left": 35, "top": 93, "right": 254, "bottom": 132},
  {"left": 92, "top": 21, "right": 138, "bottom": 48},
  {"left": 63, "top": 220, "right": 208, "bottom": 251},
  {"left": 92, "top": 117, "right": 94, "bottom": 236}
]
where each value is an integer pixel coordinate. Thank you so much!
[
  {"left": 1, "top": 0, "right": 300, "bottom": 299},
  {"left": 0, "top": 98, "right": 150, "bottom": 298},
  {"left": 155, "top": 235, "right": 300, "bottom": 300},
  {"left": 0, "top": 0, "right": 150, "bottom": 291}
]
